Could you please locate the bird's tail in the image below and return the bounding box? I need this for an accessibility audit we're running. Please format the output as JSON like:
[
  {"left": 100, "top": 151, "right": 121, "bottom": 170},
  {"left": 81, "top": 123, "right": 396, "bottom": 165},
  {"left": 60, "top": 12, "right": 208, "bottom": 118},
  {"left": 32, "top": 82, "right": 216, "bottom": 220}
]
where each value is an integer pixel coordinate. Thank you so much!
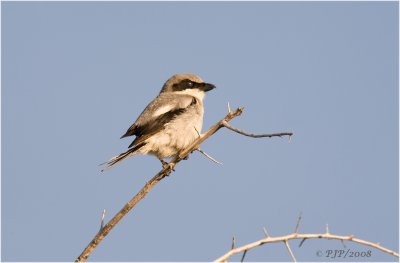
[{"left": 100, "top": 144, "right": 144, "bottom": 172}]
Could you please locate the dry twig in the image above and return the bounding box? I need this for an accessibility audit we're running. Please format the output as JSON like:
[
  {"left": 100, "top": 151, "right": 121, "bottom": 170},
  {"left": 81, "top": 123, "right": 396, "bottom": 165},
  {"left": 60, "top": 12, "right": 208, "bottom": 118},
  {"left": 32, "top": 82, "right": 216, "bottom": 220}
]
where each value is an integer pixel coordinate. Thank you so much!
[
  {"left": 221, "top": 121, "right": 293, "bottom": 139},
  {"left": 196, "top": 148, "right": 223, "bottom": 165},
  {"left": 75, "top": 106, "right": 292, "bottom": 262}
]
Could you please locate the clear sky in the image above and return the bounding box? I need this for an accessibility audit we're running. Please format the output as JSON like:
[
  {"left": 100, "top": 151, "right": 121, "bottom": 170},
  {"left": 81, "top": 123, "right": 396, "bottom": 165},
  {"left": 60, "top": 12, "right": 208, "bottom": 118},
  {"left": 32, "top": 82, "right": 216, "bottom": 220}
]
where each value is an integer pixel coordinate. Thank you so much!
[{"left": 2, "top": 1, "right": 398, "bottom": 262}]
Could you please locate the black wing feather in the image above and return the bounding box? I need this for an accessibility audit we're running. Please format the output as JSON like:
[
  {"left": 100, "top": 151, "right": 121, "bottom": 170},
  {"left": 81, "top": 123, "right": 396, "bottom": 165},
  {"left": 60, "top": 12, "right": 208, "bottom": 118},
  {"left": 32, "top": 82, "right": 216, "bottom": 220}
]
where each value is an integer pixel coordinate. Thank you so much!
[
  {"left": 126, "top": 97, "right": 197, "bottom": 148},
  {"left": 120, "top": 123, "right": 137, "bottom": 139}
]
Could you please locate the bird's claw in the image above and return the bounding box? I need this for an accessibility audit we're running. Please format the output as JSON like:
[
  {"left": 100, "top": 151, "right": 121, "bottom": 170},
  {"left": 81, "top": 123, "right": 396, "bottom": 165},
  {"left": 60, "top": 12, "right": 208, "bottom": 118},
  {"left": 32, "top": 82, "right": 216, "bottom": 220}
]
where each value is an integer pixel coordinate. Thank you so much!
[{"left": 160, "top": 160, "right": 175, "bottom": 171}]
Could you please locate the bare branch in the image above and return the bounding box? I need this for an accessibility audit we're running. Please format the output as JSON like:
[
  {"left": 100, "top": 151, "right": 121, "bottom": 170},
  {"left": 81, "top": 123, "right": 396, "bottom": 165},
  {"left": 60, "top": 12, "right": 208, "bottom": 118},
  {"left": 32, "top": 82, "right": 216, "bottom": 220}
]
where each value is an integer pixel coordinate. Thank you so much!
[
  {"left": 76, "top": 106, "right": 290, "bottom": 262},
  {"left": 221, "top": 120, "right": 293, "bottom": 139},
  {"left": 214, "top": 232, "right": 399, "bottom": 262},
  {"left": 284, "top": 240, "right": 297, "bottom": 262},
  {"left": 76, "top": 172, "right": 173, "bottom": 262}
]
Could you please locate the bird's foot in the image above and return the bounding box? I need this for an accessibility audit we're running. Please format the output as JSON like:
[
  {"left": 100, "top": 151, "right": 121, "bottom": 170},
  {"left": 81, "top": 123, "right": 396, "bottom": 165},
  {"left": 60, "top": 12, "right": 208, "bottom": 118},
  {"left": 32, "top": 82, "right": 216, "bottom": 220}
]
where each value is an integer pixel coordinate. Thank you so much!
[{"left": 160, "top": 160, "right": 175, "bottom": 171}]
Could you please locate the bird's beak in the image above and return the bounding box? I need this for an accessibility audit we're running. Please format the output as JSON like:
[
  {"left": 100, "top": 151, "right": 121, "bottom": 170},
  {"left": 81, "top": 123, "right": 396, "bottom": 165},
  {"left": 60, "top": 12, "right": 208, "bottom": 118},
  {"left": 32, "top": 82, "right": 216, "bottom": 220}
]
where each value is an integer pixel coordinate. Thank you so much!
[{"left": 200, "top": 82, "right": 216, "bottom": 92}]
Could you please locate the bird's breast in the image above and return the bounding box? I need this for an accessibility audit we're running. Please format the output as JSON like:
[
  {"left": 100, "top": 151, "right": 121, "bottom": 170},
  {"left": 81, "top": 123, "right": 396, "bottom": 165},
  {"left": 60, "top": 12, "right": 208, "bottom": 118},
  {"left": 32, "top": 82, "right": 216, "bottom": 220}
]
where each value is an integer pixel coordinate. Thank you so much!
[{"left": 143, "top": 103, "right": 204, "bottom": 159}]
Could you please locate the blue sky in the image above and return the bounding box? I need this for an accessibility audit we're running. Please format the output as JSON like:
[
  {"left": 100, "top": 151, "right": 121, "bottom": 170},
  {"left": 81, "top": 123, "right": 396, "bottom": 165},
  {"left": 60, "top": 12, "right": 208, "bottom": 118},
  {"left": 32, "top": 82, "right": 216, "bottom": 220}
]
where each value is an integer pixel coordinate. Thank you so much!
[{"left": 2, "top": 1, "right": 399, "bottom": 261}]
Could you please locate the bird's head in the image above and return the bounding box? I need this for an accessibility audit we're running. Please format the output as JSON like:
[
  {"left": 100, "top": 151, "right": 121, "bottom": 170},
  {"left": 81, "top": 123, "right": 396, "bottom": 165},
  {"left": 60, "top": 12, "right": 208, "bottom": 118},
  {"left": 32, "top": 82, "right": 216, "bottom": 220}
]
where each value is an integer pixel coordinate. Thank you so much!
[{"left": 160, "top": 73, "right": 216, "bottom": 100}]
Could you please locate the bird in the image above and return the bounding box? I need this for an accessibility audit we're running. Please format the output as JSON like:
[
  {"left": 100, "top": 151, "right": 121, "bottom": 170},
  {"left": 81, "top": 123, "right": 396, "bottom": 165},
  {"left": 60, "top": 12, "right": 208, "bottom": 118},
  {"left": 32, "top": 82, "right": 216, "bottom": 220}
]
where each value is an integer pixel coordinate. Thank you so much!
[{"left": 101, "top": 73, "right": 216, "bottom": 171}]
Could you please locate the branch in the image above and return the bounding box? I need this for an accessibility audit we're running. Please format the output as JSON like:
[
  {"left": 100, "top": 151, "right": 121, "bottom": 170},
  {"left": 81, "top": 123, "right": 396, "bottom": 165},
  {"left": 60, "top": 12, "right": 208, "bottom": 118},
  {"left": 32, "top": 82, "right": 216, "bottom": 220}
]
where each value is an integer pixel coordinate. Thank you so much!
[
  {"left": 214, "top": 232, "right": 399, "bottom": 262},
  {"left": 75, "top": 106, "right": 293, "bottom": 262},
  {"left": 222, "top": 121, "right": 293, "bottom": 139}
]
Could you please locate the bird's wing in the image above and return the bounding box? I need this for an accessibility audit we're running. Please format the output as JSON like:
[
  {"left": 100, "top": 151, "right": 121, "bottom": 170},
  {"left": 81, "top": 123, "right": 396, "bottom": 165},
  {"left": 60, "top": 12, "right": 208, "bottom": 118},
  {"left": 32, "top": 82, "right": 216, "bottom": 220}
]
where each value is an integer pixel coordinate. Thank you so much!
[{"left": 120, "top": 94, "right": 196, "bottom": 148}]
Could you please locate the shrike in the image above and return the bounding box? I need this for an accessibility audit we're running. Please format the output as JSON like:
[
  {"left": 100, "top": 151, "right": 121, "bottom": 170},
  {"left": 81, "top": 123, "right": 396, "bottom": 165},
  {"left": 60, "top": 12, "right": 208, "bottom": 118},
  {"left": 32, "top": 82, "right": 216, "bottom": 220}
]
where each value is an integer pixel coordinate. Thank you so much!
[{"left": 101, "top": 73, "right": 216, "bottom": 171}]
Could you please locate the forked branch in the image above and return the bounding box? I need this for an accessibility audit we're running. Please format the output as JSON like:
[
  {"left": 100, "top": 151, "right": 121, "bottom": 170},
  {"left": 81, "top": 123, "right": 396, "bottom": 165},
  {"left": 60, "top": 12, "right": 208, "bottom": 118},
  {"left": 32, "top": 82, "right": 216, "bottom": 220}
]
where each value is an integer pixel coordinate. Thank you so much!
[{"left": 75, "top": 106, "right": 293, "bottom": 262}]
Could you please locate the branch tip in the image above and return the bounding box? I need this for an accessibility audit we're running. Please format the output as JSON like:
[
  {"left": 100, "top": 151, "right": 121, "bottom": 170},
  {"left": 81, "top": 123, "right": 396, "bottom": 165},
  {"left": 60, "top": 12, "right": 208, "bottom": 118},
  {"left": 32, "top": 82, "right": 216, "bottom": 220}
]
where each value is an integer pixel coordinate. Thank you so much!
[
  {"left": 223, "top": 121, "right": 293, "bottom": 139},
  {"left": 197, "top": 148, "right": 223, "bottom": 165}
]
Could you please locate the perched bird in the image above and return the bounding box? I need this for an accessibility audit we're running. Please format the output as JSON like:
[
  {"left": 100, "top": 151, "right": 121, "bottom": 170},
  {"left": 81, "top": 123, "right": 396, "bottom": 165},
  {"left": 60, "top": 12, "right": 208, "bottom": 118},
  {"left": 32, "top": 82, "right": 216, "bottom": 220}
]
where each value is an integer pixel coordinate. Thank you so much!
[{"left": 101, "top": 73, "right": 216, "bottom": 171}]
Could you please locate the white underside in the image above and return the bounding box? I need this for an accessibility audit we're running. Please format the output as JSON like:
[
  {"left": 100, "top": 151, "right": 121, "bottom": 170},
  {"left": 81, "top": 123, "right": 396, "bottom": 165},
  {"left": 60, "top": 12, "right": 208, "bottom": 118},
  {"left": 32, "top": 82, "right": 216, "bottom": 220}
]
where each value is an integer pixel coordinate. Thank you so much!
[{"left": 137, "top": 103, "right": 204, "bottom": 159}]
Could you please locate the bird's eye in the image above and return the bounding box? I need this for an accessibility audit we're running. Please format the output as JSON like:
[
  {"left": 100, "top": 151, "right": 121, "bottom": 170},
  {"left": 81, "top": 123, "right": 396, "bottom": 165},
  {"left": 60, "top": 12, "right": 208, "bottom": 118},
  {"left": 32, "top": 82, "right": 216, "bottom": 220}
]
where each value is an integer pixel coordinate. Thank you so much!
[{"left": 187, "top": 81, "right": 194, "bottom": 87}]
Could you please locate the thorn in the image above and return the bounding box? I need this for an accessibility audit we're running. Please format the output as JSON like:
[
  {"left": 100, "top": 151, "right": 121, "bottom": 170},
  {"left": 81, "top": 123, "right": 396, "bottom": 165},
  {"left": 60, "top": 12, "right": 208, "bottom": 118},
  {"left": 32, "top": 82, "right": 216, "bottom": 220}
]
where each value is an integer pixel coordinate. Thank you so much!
[
  {"left": 288, "top": 135, "right": 292, "bottom": 143},
  {"left": 340, "top": 239, "right": 346, "bottom": 248},
  {"left": 284, "top": 240, "right": 297, "bottom": 262},
  {"left": 241, "top": 250, "right": 247, "bottom": 262},
  {"left": 99, "top": 209, "right": 106, "bottom": 231},
  {"left": 263, "top": 227, "right": 270, "bottom": 238},
  {"left": 294, "top": 211, "right": 302, "bottom": 233},
  {"left": 325, "top": 224, "right": 330, "bottom": 234},
  {"left": 231, "top": 236, "right": 235, "bottom": 250},
  {"left": 299, "top": 238, "right": 307, "bottom": 247},
  {"left": 227, "top": 102, "right": 231, "bottom": 113}
]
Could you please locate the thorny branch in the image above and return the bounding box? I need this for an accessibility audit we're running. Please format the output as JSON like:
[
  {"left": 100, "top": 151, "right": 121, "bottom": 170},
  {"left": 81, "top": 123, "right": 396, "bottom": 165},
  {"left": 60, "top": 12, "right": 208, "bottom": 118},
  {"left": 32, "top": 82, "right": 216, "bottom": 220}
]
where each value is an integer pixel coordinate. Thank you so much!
[
  {"left": 75, "top": 106, "right": 292, "bottom": 262},
  {"left": 214, "top": 223, "right": 400, "bottom": 262}
]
